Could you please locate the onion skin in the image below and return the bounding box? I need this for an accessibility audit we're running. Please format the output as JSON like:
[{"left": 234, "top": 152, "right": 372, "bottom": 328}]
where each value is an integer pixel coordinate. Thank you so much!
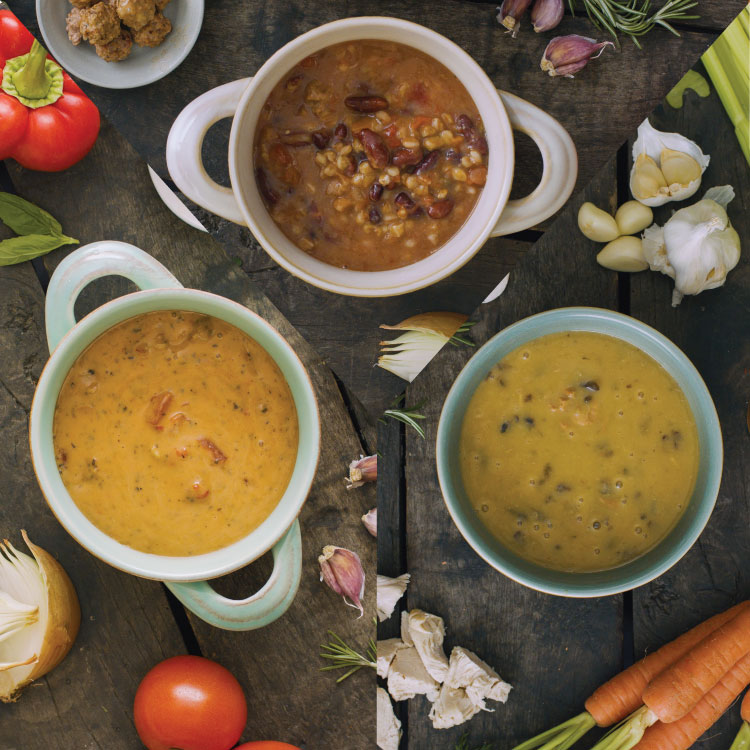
[
  {"left": 0, "top": 531, "right": 81, "bottom": 703},
  {"left": 380, "top": 312, "right": 468, "bottom": 340}
]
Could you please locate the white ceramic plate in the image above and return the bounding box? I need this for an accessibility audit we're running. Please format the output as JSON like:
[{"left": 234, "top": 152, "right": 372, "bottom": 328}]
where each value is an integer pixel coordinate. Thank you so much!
[{"left": 36, "top": 0, "right": 204, "bottom": 89}]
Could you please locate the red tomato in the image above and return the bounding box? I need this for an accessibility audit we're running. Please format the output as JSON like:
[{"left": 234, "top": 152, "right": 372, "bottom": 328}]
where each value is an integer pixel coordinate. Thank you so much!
[
  {"left": 235, "top": 744, "right": 301, "bottom": 749},
  {"left": 133, "top": 655, "right": 247, "bottom": 750}
]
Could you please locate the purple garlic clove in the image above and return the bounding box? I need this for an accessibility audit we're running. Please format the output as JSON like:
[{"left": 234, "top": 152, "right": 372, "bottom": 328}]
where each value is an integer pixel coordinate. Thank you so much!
[
  {"left": 497, "top": 0, "right": 534, "bottom": 37},
  {"left": 319, "top": 545, "right": 366, "bottom": 617},
  {"left": 362, "top": 508, "right": 377, "bottom": 537},
  {"left": 531, "top": 0, "right": 564, "bottom": 32},
  {"left": 346, "top": 454, "right": 377, "bottom": 489},
  {"left": 540, "top": 35, "right": 614, "bottom": 77}
]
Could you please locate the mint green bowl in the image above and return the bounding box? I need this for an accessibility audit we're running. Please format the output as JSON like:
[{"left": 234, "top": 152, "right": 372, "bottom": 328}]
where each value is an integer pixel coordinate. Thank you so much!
[
  {"left": 29, "top": 242, "right": 320, "bottom": 629},
  {"left": 436, "top": 307, "right": 722, "bottom": 598}
]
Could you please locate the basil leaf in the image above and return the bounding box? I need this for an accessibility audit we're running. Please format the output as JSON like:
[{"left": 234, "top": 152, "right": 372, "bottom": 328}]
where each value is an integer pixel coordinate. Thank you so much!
[
  {"left": 0, "top": 234, "right": 78, "bottom": 266},
  {"left": 0, "top": 192, "right": 64, "bottom": 237}
]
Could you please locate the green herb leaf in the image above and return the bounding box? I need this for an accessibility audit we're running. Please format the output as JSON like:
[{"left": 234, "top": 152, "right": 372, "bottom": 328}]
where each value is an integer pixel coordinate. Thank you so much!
[
  {"left": 0, "top": 192, "right": 65, "bottom": 237},
  {"left": 381, "top": 395, "right": 427, "bottom": 439},
  {"left": 320, "top": 630, "right": 377, "bottom": 683},
  {"left": 0, "top": 233, "right": 78, "bottom": 266},
  {"left": 456, "top": 734, "right": 496, "bottom": 750}
]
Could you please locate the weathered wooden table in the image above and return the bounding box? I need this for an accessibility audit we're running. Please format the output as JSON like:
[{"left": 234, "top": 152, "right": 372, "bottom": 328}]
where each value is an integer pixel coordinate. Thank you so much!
[{"left": 380, "top": 65, "right": 750, "bottom": 748}]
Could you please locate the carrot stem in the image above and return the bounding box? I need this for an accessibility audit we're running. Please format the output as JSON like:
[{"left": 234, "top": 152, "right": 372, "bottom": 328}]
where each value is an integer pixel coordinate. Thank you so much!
[
  {"left": 730, "top": 722, "right": 750, "bottom": 750},
  {"left": 511, "top": 712, "right": 596, "bottom": 750},
  {"left": 589, "top": 706, "right": 657, "bottom": 750}
]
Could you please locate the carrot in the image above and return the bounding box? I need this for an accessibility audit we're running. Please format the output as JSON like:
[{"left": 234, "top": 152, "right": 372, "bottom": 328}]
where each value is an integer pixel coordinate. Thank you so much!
[
  {"left": 511, "top": 602, "right": 749, "bottom": 750},
  {"left": 634, "top": 653, "right": 750, "bottom": 750},
  {"left": 642, "top": 607, "right": 750, "bottom": 723},
  {"left": 586, "top": 601, "right": 750, "bottom": 726}
]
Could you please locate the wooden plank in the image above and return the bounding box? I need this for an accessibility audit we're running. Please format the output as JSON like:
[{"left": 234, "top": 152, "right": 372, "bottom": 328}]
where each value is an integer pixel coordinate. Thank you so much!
[
  {"left": 5, "top": 118, "right": 375, "bottom": 747},
  {"left": 401, "top": 158, "right": 623, "bottom": 746},
  {"left": 629, "top": 70, "right": 750, "bottom": 748},
  {"left": 0, "top": 260, "right": 188, "bottom": 749},
  {"left": 11, "top": 2, "right": 719, "bottom": 415}
]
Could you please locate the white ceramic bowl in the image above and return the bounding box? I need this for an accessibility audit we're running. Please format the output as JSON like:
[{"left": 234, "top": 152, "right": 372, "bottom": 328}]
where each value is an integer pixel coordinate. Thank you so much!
[
  {"left": 36, "top": 0, "right": 204, "bottom": 89},
  {"left": 167, "top": 17, "right": 577, "bottom": 297}
]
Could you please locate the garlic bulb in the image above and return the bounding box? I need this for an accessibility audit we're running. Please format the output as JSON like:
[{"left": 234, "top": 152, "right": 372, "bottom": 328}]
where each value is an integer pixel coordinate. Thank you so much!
[
  {"left": 378, "top": 312, "right": 471, "bottom": 383},
  {"left": 642, "top": 186, "right": 741, "bottom": 306},
  {"left": 0, "top": 531, "right": 80, "bottom": 702},
  {"left": 630, "top": 119, "right": 710, "bottom": 206},
  {"left": 377, "top": 573, "right": 410, "bottom": 622}
]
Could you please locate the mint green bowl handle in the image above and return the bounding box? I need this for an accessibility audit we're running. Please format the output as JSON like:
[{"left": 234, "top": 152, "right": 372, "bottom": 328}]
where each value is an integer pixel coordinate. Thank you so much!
[
  {"left": 45, "top": 241, "right": 182, "bottom": 352},
  {"left": 165, "top": 521, "right": 302, "bottom": 630}
]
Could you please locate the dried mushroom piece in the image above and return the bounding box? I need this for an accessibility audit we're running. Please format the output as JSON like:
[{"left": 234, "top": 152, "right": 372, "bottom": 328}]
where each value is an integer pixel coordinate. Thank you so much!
[
  {"left": 132, "top": 11, "right": 172, "bottom": 47},
  {"left": 115, "top": 0, "right": 156, "bottom": 30},
  {"left": 95, "top": 28, "right": 133, "bottom": 62},
  {"left": 79, "top": 2, "right": 120, "bottom": 45}
]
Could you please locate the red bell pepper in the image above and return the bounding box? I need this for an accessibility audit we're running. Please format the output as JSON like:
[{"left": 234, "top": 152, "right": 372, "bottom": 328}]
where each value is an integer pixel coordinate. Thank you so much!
[{"left": 0, "top": 9, "right": 99, "bottom": 171}]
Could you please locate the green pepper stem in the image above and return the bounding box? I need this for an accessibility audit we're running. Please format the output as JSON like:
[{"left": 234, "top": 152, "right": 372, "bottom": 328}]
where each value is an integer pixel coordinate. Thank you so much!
[
  {"left": 730, "top": 722, "right": 750, "bottom": 750},
  {"left": 10, "top": 40, "right": 52, "bottom": 100}
]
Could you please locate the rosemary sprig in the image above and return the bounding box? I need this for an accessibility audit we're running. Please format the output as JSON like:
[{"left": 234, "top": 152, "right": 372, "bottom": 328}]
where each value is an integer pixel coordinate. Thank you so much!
[
  {"left": 320, "top": 630, "right": 377, "bottom": 683},
  {"left": 381, "top": 396, "right": 427, "bottom": 439},
  {"left": 455, "top": 734, "right": 497, "bottom": 750},
  {"left": 569, "top": 0, "right": 700, "bottom": 48},
  {"left": 448, "top": 320, "right": 477, "bottom": 347}
]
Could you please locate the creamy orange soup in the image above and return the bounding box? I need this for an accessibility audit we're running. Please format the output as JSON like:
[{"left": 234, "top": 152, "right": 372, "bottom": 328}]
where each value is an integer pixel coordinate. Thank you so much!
[
  {"left": 459, "top": 332, "right": 699, "bottom": 573},
  {"left": 53, "top": 311, "right": 299, "bottom": 557}
]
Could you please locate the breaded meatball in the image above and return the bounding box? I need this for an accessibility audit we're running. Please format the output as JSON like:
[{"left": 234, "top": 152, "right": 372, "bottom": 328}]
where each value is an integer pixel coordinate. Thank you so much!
[
  {"left": 132, "top": 11, "right": 171, "bottom": 47},
  {"left": 66, "top": 8, "right": 83, "bottom": 45},
  {"left": 69, "top": 0, "right": 95, "bottom": 9},
  {"left": 154, "top": 0, "right": 170, "bottom": 9},
  {"left": 116, "top": 0, "right": 155, "bottom": 30},
  {"left": 95, "top": 27, "right": 133, "bottom": 61},
  {"left": 79, "top": 2, "right": 120, "bottom": 45}
]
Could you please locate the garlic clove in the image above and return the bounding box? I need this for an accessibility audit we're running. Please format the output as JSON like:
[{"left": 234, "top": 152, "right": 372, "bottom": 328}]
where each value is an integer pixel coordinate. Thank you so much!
[
  {"left": 531, "top": 0, "right": 564, "bottom": 32},
  {"left": 660, "top": 148, "right": 702, "bottom": 189},
  {"left": 540, "top": 35, "right": 614, "bottom": 78},
  {"left": 630, "top": 154, "right": 670, "bottom": 202},
  {"left": 346, "top": 454, "right": 377, "bottom": 489},
  {"left": 597, "top": 236, "right": 649, "bottom": 272},
  {"left": 578, "top": 202, "right": 620, "bottom": 242},
  {"left": 615, "top": 201, "right": 653, "bottom": 236},
  {"left": 362, "top": 508, "right": 377, "bottom": 538},
  {"left": 0, "top": 531, "right": 80, "bottom": 703},
  {"left": 319, "top": 546, "right": 366, "bottom": 617},
  {"left": 497, "top": 0, "right": 534, "bottom": 37},
  {"left": 630, "top": 119, "right": 710, "bottom": 206},
  {"left": 377, "top": 573, "right": 410, "bottom": 622}
]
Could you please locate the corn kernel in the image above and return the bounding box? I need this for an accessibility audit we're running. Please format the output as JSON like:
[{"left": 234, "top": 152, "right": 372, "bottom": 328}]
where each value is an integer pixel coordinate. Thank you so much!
[
  {"left": 386, "top": 166, "right": 400, "bottom": 177},
  {"left": 391, "top": 223, "right": 405, "bottom": 238},
  {"left": 322, "top": 165, "right": 336, "bottom": 177},
  {"left": 431, "top": 118, "right": 441, "bottom": 129},
  {"left": 376, "top": 110, "right": 391, "bottom": 124},
  {"left": 360, "top": 162, "right": 372, "bottom": 173},
  {"left": 469, "top": 150, "right": 482, "bottom": 164},
  {"left": 352, "top": 174, "right": 365, "bottom": 186},
  {"left": 420, "top": 125, "right": 437, "bottom": 137},
  {"left": 314, "top": 152, "right": 327, "bottom": 166},
  {"left": 326, "top": 151, "right": 336, "bottom": 163},
  {"left": 404, "top": 175, "right": 418, "bottom": 190},
  {"left": 428, "top": 233, "right": 438, "bottom": 244},
  {"left": 435, "top": 189, "right": 448, "bottom": 200},
  {"left": 452, "top": 168, "right": 468, "bottom": 182},
  {"left": 440, "top": 130, "right": 453, "bottom": 143},
  {"left": 423, "top": 136, "right": 442, "bottom": 150},
  {"left": 402, "top": 138, "right": 419, "bottom": 149},
  {"left": 378, "top": 174, "right": 391, "bottom": 186},
  {"left": 441, "top": 113, "right": 453, "bottom": 126},
  {"left": 416, "top": 184, "right": 428, "bottom": 196},
  {"left": 461, "top": 156, "right": 472, "bottom": 168},
  {"left": 333, "top": 197, "right": 351, "bottom": 212},
  {"left": 340, "top": 144, "right": 352, "bottom": 156},
  {"left": 355, "top": 212, "right": 367, "bottom": 225}
]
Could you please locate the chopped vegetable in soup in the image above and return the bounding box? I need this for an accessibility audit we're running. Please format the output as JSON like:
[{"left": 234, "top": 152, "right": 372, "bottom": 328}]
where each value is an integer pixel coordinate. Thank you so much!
[
  {"left": 253, "top": 40, "right": 488, "bottom": 271},
  {"left": 458, "top": 332, "right": 699, "bottom": 573},
  {"left": 53, "top": 311, "right": 299, "bottom": 557}
]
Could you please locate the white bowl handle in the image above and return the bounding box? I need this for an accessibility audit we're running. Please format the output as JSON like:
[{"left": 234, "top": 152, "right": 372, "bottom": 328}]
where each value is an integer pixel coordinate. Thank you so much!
[
  {"left": 166, "top": 78, "right": 251, "bottom": 225},
  {"left": 45, "top": 241, "right": 182, "bottom": 353},
  {"left": 491, "top": 90, "right": 578, "bottom": 236},
  {"left": 164, "top": 520, "right": 302, "bottom": 630}
]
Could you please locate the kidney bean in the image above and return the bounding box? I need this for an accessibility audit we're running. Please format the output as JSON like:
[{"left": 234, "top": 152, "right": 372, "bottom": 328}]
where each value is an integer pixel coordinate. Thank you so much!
[
  {"left": 468, "top": 134, "right": 489, "bottom": 155},
  {"left": 358, "top": 128, "right": 389, "bottom": 169},
  {"left": 256, "top": 169, "right": 279, "bottom": 205},
  {"left": 280, "top": 131, "right": 313, "bottom": 147},
  {"left": 311, "top": 128, "right": 331, "bottom": 149},
  {"left": 345, "top": 95, "right": 389, "bottom": 112},
  {"left": 369, "top": 206, "right": 382, "bottom": 224},
  {"left": 414, "top": 150, "right": 439, "bottom": 174},
  {"left": 392, "top": 147, "right": 423, "bottom": 167},
  {"left": 394, "top": 192, "right": 416, "bottom": 211},
  {"left": 334, "top": 123, "right": 348, "bottom": 140},
  {"left": 427, "top": 199, "right": 454, "bottom": 219},
  {"left": 455, "top": 114, "right": 474, "bottom": 135},
  {"left": 468, "top": 165, "right": 487, "bottom": 186},
  {"left": 369, "top": 183, "right": 384, "bottom": 202}
]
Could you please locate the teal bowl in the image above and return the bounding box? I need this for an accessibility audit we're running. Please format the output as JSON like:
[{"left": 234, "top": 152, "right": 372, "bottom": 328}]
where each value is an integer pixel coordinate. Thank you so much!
[{"left": 436, "top": 307, "right": 723, "bottom": 598}]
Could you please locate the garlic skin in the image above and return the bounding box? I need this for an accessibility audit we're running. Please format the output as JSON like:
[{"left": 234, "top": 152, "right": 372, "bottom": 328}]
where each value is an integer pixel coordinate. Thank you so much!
[
  {"left": 377, "top": 573, "right": 410, "bottom": 622},
  {"left": 319, "top": 546, "right": 366, "bottom": 617},
  {"left": 346, "top": 454, "right": 377, "bottom": 489},
  {"left": 597, "top": 237, "right": 648, "bottom": 273},
  {"left": 540, "top": 35, "right": 614, "bottom": 78},
  {"left": 0, "top": 531, "right": 80, "bottom": 702},
  {"left": 531, "top": 0, "right": 563, "bottom": 32},
  {"left": 642, "top": 186, "right": 740, "bottom": 306},
  {"left": 578, "top": 202, "right": 620, "bottom": 242},
  {"left": 362, "top": 508, "right": 377, "bottom": 537},
  {"left": 630, "top": 119, "right": 710, "bottom": 206}
]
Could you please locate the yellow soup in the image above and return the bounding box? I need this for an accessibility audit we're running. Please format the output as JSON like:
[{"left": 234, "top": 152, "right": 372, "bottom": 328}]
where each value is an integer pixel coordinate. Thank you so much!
[
  {"left": 458, "top": 332, "right": 699, "bottom": 572},
  {"left": 53, "top": 311, "right": 299, "bottom": 557}
]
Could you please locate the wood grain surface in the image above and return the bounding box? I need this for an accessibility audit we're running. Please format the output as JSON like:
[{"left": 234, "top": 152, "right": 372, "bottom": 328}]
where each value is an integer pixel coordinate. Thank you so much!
[
  {"left": 2, "top": 119, "right": 376, "bottom": 748},
  {"left": 11, "top": 0, "right": 742, "bottom": 414}
]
